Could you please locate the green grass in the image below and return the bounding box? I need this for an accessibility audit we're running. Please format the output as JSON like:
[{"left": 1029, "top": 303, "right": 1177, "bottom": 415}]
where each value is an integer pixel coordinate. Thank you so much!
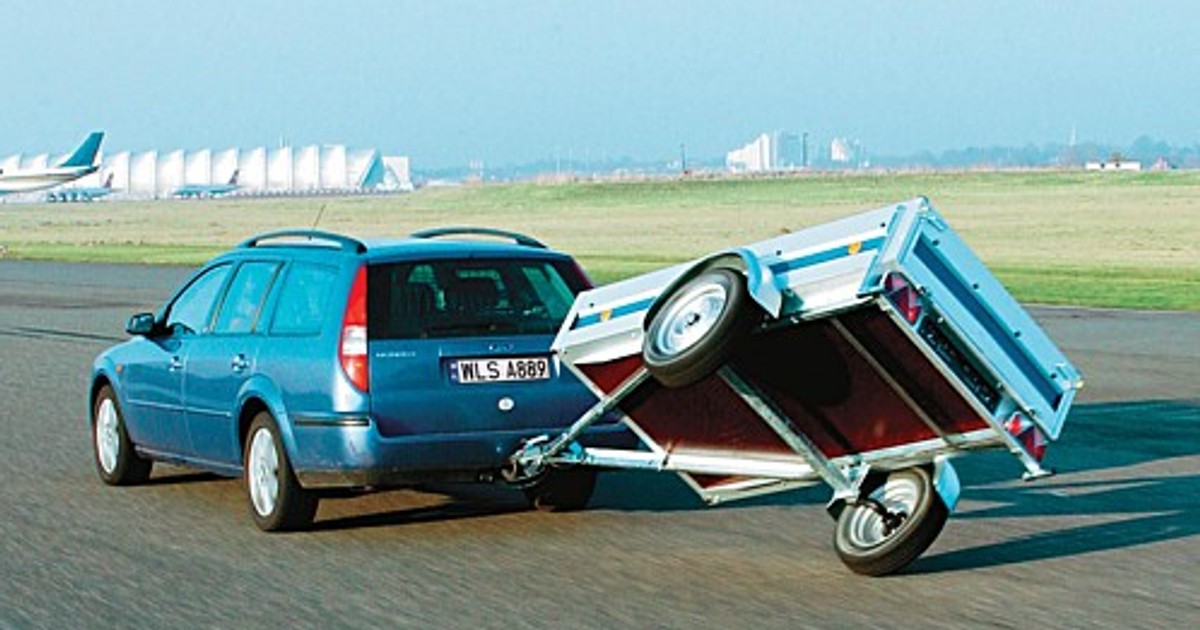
[
  {"left": 8, "top": 242, "right": 222, "bottom": 266},
  {"left": 993, "top": 266, "right": 1200, "bottom": 311},
  {"left": 2, "top": 170, "right": 1198, "bottom": 311}
]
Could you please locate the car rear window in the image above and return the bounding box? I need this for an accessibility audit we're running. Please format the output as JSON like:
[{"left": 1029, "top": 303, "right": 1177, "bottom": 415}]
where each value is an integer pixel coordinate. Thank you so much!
[{"left": 368, "top": 258, "right": 583, "bottom": 339}]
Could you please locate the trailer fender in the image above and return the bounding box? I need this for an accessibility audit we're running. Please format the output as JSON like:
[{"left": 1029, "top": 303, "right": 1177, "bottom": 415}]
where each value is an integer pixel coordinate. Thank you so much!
[
  {"left": 826, "top": 457, "right": 960, "bottom": 521},
  {"left": 644, "top": 248, "right": 782, "bottom": 329},
  {"left": 932, "top": 456, "right": 961, "bottom": 513}
]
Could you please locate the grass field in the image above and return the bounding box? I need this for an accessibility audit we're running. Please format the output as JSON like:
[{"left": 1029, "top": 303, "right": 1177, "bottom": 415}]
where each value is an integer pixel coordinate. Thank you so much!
[{"left": 2, "top": 170, "right": 1198, "bottom": 311}]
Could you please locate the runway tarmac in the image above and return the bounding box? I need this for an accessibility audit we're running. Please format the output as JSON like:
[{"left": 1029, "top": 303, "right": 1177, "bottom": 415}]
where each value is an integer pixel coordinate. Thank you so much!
[{"left": 1, "top": 260, "right": 1197, "bottom": 628}]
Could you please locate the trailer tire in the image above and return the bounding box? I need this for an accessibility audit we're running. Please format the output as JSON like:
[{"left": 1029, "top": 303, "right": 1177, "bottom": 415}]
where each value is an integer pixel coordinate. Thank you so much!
[
  {"left": 523, "top": 467, "right": 597, "bottom": 512},
  {"left": 833, "top": 466, "right": 948, "bottom": 576},
  {"left": 643, "top": 268, "right": 751, "bottom": 388}
]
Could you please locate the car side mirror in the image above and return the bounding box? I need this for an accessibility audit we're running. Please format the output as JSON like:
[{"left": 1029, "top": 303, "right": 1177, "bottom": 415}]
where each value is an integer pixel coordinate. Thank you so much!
[{"left": 126, "top": 312, "right": 158, "bottom": 336}]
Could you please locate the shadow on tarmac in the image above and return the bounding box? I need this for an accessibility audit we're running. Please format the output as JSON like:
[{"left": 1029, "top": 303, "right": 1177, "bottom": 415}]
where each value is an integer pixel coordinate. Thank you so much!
[
  {"left": 131, "top": 399, "right": 1199, "bottom": 559},
  {"left": 913, "top": 398, "right": 1200, "bottom": 573}
]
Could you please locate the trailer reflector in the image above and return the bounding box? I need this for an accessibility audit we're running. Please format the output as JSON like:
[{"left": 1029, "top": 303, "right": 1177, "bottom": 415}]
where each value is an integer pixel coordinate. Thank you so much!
[
  {"left": 1004, "top": 413, "right": 1047, "bottom": 462},
  {"left": 884, "top": 273, "right": 923, "bottom": 325}
]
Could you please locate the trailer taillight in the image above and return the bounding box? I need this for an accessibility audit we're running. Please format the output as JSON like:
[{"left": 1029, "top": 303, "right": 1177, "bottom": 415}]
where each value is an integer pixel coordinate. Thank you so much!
[
  {"left": 340, "top": 265, "right": 369, "bottom": 393},
  {"left": 1004, "top": 413, "right": 1047, "bottom": 461},
  {"left": 884, "top": 273, "right": 922, "bottom": 324}
]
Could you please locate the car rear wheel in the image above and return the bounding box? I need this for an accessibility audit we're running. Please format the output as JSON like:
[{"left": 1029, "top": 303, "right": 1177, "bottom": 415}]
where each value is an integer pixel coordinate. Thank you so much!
[
  {"left": 833, "top": 466, "right": 949, "bottom": 576},
  {"left": 92, "top": 385, "right": 152, "bottom": 485},
  {"left": 245, "top": 412, "right": 318, "bottom": 532},
  {"left": 523, "top": 467, "right": 597, "bottom": 512},
  {"left": 643, "top": 268, "right": 751, "bottom": 388}
]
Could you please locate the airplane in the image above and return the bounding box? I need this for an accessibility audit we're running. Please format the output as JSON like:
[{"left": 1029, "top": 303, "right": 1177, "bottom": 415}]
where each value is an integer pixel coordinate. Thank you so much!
[
  {"left": 46, "top": 172, "right": 116, "bottom": 203},
  {"left": 0, "top": 131, "right": 105, "bottom": 195},
  {"left": 174, "top": 168, "right": 240, "bottom": 199}
]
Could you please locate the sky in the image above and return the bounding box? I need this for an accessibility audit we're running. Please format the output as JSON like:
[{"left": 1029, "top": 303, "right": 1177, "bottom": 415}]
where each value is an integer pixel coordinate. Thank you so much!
[{"left": 3, "top": 1, "right": 1199, "bottom": 169}]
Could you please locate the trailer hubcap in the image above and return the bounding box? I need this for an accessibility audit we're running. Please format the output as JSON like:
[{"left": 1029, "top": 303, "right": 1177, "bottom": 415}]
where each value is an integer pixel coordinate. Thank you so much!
[
  {"left": 655, "top": 283, "right": 727, "bottom": 355},
  {"left": 845, "top": 475, "right": 920, "bottom": 548}
]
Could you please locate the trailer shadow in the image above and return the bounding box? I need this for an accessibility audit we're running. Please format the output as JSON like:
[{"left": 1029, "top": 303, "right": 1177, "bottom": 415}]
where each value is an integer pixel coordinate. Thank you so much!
[
  {"left": 913, "top": 472, "right": 1199, "bottom": 574},
  {"left": 912, "top": 398, "right": 1200, "bottom": 574},
  {"left": 955, "top": 399, "right": 1200, "bottom": 485},
  {"left": 314, "top": 398, "right": 1199, "bottom": 538}
]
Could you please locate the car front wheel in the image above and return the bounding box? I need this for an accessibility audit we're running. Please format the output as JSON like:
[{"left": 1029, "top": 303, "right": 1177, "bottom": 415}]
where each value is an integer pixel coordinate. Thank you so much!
[
  {"left": 244, "top": 412, "right": 318, "bottom": 532},
  {"left": 92, "top": 385, "right": 152, "bottom": 486}
]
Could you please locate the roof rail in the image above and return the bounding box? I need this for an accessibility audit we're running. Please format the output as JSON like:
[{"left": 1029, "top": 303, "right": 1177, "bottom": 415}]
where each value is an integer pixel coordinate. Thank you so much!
[
  {"left": 238, "top": 229, "right": 367, "bottom": 253},
  {"left": 409, "top": 227, "right": 547, "bottom": 249}
]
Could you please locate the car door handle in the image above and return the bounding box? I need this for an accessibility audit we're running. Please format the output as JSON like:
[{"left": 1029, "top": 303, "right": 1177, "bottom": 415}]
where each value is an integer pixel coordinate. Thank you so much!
[
  {"left": 231, "top": 354, "right": 250, "bottom": 373},
  {"left": 168, "top": 356, "right": 183, "bottom": 371}
]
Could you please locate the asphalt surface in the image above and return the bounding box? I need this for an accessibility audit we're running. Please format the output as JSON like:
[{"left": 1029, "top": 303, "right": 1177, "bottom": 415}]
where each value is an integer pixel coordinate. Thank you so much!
[{"left": 1, "top": 260, "right": 1197, "bottom": 629}]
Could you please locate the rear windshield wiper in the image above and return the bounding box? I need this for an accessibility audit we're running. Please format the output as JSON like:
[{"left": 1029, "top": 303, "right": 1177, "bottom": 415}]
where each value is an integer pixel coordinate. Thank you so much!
[{"left": 422, "top": 320, "right": 520, "bottom": 335}]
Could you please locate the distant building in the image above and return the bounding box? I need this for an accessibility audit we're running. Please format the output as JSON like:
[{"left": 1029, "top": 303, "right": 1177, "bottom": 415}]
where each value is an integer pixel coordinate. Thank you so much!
[
  {"left": 1150, "top": 157, "right": 1174, "bottom": 171},
  {"left": 830, "top": 137, "right": 853, "bottom": 164},
  {"left": 726, "top": 131, "right": 811, "bottom": 173},
  {"left": 726, "top": 133, "right": 775, "bottom": 172},
  {"left": 775, "top": 132, "right": 807, "bottom": 169},
  {"left": 1085, "top": 159, "right": 1142, "bottom": 172},
  {"left": 9, "top": 144, "right": 414, "bottom": 199}
]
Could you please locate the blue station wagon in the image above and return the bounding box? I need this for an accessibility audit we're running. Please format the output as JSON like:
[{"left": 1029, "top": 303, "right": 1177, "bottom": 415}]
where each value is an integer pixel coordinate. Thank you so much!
[{"left": 90, "top": 229, "right": 628, "bottom": 530}]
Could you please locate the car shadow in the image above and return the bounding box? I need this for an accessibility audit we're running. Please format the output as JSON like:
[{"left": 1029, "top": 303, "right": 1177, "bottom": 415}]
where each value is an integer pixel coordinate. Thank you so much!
[
  {"left": 310, "top": 483, "right": 532, "bottom": 532},
  {"left": 143, "top": 469, "right": 225, "bottom": 486},
  {"left": 312, "top": 500, "right": 532, "bottom": 532}
]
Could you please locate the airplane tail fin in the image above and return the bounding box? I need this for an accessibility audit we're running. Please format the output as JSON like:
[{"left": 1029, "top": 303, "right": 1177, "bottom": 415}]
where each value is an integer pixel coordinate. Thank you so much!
[
  {"left": 103, "top": 173, "right": 114, "bottom": 189},
  {"left": 229, "top": 168, "right": 240, "bottom": 186},
  {"left": 58, "top": 131, "right": 105, "bottom": 168}
]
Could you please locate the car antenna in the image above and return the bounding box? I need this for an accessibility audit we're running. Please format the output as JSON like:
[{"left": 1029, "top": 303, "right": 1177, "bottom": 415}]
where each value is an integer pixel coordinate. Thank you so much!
[{"left": 310, "top": 203, "right": 328, "bottom": 230}]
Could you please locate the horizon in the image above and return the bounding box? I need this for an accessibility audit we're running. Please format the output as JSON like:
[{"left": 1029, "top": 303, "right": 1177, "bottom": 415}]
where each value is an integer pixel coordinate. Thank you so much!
[{"left": 4, "top": 2, "right": 1199, "bottom": 170}]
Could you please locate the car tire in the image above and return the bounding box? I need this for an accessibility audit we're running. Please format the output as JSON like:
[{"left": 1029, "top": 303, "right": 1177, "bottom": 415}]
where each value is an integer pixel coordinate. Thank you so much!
[
  {"left": 92, "top": 385, "right": 153, "bottom": 486},
  {"left": 244, "top": 412, "right": 318, "bottom": 532},
  {"left": 523, "top": 467, "right": 597, "bottom": 512},
  {"left": 643, "top": 268, "right": 751, "bottom": 388},
  {"left": 833, "top": 466, "right": 949, "bottom": 576}
]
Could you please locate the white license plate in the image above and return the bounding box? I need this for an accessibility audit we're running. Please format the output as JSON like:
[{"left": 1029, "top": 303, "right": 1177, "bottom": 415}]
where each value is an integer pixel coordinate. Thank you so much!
[{"left": 452, "top": 356, "right": 551, "bottom": 384}]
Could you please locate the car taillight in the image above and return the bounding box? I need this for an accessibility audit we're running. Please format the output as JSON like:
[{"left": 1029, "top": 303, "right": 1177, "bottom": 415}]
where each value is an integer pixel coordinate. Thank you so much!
[
  {"left": 1004, "top": 413, "right": 1047, "bottom": 461},
  {"left": 884, "top": 273, "right": 923, "bottom": 325},
  {"left": 570, "top": 260, "right": 594, "bottom": 290},
  {"left": 340, "top": 265, "right": 369, "bottom": 392}
]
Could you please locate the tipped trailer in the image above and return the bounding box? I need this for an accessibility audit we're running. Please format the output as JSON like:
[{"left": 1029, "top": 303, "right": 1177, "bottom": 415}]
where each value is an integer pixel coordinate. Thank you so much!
[{"left": 507, "top": 197, "right": 1083, "bottom": 576}]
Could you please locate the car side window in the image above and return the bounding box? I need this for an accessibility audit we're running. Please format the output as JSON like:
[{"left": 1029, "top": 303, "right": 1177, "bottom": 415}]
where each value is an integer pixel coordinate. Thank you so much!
[
  {"left": 213, "top": 261, "right": 281, "bottom": 335},
  {"left": 269, "top": 262, "right": 338, "bottom": 336},
  {"left": 165, "top": 264, "right": 233, "bottom": 335}
]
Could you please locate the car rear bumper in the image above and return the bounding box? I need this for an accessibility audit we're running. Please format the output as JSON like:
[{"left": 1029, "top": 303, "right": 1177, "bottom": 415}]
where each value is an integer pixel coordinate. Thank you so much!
[{"left": 290, "top": 418, "right": 633, "bottom": 490}]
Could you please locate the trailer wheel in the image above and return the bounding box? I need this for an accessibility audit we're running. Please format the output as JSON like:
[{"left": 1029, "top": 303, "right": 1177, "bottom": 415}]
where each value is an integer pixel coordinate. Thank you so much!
[
  {"left": 523, "top": 467, "right": 597, "bottom": 512},
  {"left": 833, "top": 466, "right": 948, "bottom": 576},
  {"left": 643, "top": 268, "right": 750, "bottom": 388}
]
